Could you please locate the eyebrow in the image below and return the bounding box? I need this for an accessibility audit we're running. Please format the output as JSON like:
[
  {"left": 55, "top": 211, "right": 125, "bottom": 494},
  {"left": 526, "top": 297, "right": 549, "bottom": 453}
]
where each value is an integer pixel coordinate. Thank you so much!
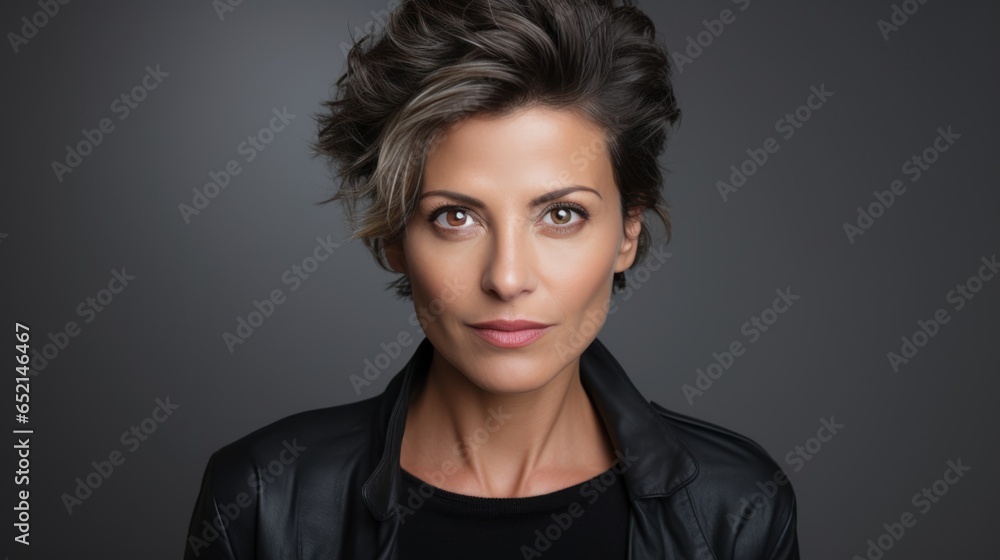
[{"left": 418, "top": 185, "right": 603, "bottom": 209}]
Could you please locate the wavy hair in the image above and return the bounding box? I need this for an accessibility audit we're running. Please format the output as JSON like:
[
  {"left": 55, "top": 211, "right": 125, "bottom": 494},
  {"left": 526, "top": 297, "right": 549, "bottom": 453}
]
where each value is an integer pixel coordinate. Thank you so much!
[{"left": 314, "top": 0, "right": 681, "bottom": 299}]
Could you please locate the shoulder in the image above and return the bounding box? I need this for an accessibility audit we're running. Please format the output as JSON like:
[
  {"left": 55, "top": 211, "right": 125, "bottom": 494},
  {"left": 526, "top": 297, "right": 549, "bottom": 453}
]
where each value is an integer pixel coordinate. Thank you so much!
[
  {"left": 184, "top": 396, "right": 386, "bottom": 558},
  {"left": 649, "top": 401, "right": 799, "bottom": 558},
  {"left": 649, "top": 400, "right": 790, "bottom": 493},
  {"left": 203, "top": 394, "right": 383, "bottom": 496}
]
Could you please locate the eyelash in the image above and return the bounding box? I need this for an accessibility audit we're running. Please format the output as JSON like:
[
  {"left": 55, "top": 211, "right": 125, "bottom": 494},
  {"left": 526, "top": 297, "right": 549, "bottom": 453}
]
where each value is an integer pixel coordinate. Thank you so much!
[{"left": 425, "top": 202, "right": 591, "bottom": 231}]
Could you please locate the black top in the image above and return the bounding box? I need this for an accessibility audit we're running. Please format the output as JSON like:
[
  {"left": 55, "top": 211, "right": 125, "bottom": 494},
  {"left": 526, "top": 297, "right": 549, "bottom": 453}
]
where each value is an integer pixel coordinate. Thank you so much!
[{"left": 396, "top": 464, "right": 631, "bottom": 559}]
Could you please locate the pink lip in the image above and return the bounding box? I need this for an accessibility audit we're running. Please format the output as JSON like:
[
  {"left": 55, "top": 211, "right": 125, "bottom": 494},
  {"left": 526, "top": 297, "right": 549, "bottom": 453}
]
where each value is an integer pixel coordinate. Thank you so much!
[{"left": 466, "top": 320, "right": 553, "bottom": 349}]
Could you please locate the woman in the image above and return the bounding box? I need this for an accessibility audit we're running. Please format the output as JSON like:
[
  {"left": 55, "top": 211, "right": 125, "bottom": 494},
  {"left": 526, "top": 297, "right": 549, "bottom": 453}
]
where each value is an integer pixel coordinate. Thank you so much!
[{"left": 183, "top": 0, "right": 800, "bottom": 558}]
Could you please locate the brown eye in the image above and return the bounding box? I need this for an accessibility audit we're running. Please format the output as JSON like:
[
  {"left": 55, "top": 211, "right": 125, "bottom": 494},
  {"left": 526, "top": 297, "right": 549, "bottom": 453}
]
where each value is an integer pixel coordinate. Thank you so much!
[
  {"left": 432, "top": 207, "right": 474, "bottom": 229},
  {"left": 445, "top": 209, "right": 468, "bottom": 227},
  {"left": 550, "top": 208, "right": 573, "bottom": 225},
  {"left": 542, "top": 204, "right": 587, "bottom": 228}
]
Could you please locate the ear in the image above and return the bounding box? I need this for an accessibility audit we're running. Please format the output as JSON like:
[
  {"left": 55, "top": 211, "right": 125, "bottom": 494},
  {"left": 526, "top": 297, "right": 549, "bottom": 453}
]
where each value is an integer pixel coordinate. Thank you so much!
[
  {"left": 384, "top": 237, "right": 409, "bottom": 274},
  {"left": 614, "top": 207, "right": 644, "bottom": 273}
]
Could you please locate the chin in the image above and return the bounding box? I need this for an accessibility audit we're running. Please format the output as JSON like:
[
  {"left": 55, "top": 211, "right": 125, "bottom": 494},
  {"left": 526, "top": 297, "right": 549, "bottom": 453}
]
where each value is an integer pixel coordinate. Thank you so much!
[
  {"left": 444, "top": 343, "right": 568, "bottom": 395},
  {"left": 465, "top": 368, "right": 560, "bottom": 395}
]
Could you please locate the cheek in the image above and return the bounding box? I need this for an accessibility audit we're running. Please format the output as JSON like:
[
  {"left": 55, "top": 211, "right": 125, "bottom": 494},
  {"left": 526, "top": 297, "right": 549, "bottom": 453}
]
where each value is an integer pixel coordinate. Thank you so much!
[
  {"left": 403, "top": 234, "right": 472, "bottom": 315},
  {"left": 540, "top": 243, "right": 617, "bottom": 332},
  {"left": 537, "top": 232, "right": 618, "bottom": 291}
]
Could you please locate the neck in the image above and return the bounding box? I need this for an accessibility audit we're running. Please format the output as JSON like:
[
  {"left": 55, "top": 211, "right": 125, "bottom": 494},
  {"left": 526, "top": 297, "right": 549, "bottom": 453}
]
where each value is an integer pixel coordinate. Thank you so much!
[{"left": 400, "top": 347, "right": 615, "bottom": 498}]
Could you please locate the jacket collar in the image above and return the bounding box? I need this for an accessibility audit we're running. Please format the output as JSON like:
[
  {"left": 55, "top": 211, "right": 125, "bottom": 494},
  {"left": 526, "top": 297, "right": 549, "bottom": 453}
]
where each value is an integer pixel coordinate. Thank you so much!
[{"left": 361, "top": 335, "right": 698, "bottom": 521}]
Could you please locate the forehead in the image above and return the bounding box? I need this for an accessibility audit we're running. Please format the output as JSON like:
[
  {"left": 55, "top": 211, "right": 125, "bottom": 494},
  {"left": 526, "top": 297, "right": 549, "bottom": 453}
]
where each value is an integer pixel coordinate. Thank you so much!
[{"left": 422, "top": 105, "right": 616, "bottom": 198}]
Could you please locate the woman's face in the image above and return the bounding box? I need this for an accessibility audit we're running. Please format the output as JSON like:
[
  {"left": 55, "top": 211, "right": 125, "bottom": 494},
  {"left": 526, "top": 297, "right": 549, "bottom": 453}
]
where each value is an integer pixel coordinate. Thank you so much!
[{"left": 385, "top": 105, "right": 642, "bottom": 394}]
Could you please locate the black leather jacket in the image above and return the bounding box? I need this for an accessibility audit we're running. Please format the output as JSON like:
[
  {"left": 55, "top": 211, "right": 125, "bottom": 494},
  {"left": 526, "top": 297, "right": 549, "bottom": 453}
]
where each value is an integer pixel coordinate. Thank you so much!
[{"left": 183, "top": 336, "right": 800, "bottom": 559}]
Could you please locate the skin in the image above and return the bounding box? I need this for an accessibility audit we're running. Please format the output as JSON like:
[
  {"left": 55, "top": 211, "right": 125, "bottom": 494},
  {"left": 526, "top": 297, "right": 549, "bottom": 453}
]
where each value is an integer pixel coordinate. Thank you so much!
[{"left": 384, "top": 104, "right": 643, "bottom": 498}]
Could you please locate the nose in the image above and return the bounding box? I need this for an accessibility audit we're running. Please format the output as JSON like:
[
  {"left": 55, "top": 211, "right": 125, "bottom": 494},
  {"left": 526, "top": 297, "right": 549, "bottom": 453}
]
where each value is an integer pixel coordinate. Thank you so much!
[{"left": 481, "top": 224, "right": 537, "bottom": 300}]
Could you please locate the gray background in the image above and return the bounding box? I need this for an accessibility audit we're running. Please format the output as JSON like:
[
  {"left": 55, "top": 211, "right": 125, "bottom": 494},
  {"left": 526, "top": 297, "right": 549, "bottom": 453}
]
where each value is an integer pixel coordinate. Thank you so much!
[{"left": 2, "top": 0, "right": 997, "bottom": 557}]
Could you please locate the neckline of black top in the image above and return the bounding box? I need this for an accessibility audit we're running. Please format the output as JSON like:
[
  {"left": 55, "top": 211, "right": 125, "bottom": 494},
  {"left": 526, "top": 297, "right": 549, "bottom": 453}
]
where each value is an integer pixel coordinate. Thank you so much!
[{"left": 399, "top": 464, "right": 624, "bottom": 516}]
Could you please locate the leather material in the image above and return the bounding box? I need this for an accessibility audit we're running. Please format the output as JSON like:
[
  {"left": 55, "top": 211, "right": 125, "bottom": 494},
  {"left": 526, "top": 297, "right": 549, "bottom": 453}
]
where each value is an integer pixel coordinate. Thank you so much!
[{"left": 183, "top": 336, "right": 799, "bottom": 559}]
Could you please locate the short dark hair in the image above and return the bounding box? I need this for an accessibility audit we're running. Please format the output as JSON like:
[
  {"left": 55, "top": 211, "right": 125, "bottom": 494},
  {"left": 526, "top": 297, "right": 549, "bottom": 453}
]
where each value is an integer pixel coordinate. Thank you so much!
[{"left": 314, "top": 0, "right": 681, "bottom": 299}]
